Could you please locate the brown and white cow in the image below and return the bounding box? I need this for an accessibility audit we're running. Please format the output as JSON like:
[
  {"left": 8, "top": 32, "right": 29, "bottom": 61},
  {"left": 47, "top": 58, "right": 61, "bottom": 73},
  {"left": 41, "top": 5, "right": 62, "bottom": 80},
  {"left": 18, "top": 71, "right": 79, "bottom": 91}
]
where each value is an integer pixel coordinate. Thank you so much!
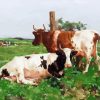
[
  {"left": 0, "top": 48, "right": 77, "bottom": 85},
  {"left": 32, "top": 26, "right": 100, "bottom": 73}
]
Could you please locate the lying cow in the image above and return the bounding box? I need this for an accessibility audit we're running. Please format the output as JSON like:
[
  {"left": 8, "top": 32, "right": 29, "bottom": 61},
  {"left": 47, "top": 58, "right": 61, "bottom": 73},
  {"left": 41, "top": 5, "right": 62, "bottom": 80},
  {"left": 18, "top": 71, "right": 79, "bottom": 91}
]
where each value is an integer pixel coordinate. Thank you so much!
[{"left": 0, "top": 48, "right": 77, "bottom": 85}]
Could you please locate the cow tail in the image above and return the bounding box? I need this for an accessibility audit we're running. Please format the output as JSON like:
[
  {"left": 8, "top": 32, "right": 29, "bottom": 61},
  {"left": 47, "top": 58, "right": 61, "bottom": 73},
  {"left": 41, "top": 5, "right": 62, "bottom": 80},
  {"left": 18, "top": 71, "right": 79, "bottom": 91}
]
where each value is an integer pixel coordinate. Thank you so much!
[
  {"left": 0, "top": 66, "right": 4, "bottom": 78},
  {"left": 0, "top": 68, "right": 2, "bottom": 78},
  {"left": 98, "top": 34, "right": 100, "bottom": 40},
  {"left": 93, "top": 31, "right": 100, "bottom": 41},
  {"left": 96, "top": 33, "right": 100, "bottom": 40}
]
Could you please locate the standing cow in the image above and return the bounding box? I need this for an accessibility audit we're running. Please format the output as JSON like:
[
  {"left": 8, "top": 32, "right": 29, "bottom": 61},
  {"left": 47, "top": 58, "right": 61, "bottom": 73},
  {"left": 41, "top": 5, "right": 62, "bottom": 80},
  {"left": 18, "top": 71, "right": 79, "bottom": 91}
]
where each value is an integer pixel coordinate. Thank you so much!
[{"left": 32, "top": 25, "right": 100, "bottom": 73}]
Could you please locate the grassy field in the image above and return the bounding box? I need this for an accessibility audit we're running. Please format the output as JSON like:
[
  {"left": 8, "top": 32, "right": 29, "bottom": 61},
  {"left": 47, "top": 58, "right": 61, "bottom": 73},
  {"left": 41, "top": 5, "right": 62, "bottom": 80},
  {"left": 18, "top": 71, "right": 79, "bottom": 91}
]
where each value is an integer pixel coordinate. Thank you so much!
[{"left": 0, "top": 38, "right": 100, "bottom": 100}]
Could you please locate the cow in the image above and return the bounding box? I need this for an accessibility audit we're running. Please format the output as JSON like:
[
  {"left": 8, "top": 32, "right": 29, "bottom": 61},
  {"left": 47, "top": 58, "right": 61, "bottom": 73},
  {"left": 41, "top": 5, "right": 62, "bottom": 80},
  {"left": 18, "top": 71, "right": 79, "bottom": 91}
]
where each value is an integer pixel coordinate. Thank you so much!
[
  {"left": 32, "top": 26, "right": 100, "bottom": 73},
  {"left": 0, "top": 41, "right": 4, "bottom": 46},
  {"left": 32, "top": 25, "right": 61, "bottom": 52},
  {"left": 0, "top": 48, "right": 77, "bottom": 85}
]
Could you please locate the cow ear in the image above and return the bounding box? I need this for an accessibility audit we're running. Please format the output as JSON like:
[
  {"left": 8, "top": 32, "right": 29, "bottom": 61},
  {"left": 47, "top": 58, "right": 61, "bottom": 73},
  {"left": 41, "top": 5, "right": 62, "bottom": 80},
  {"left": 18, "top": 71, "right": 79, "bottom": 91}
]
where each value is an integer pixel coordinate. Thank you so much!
[
  {"left": 56, "top": 50, "right": 63, "bottom": 55},
  {"left": 71, "top": 50, "right": 78, "bottom": 56}
]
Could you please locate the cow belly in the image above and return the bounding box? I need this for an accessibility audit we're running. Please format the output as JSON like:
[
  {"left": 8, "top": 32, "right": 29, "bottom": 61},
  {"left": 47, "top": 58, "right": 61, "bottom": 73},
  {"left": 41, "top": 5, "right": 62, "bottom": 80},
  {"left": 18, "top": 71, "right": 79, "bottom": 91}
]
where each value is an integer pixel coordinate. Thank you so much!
[
  {"left": 24, "top": 68, "right": 50, "bottom": 79},
  {"left": 24, "top": 68, "right": 40, "bottom": 78}
]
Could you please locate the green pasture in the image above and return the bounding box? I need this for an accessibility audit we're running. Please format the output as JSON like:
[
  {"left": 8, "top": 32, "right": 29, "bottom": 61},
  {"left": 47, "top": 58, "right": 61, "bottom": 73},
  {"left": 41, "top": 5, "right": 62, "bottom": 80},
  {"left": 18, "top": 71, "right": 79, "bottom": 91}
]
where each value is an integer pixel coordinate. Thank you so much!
[{"left": 0, "top": 38, "right": 100, "bottom": 100}]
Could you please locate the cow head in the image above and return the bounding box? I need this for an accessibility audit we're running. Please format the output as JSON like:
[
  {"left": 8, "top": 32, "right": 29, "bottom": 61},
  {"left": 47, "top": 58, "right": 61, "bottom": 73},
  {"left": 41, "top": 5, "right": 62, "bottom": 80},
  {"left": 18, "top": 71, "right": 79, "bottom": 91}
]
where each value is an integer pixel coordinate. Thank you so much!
[
  {"left": 48, "top": 49, "right": 66, "bottom": 78},
  {"left": 32, "top": 25, "right": 46, "bottom": 45}
]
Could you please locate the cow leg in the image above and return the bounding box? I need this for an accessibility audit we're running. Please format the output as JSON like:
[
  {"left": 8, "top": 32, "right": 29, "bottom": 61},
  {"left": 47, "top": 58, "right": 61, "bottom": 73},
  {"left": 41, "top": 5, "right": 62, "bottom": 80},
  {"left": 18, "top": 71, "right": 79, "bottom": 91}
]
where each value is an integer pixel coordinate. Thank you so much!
[
  {"left": 17, "top": 68, "right": 37, "bottom": 85},
  {"left": 3, "top": 77, "right": 14, "bottom": 81},
  {"left": 84, "top": 55, "right": 100, "bottom": 73},
  {"left": 83, "top": 56, "right": 91, "bottom": 73},
  {"left": 26, "top": 78, "right": 39, "bottom": 85},
  {"left": 95, "top": 55, "right": 100, "bottom": 71},
  {"left": 83, "top": 47, "right": 93, "bottom": 73},
  {"left": 83, "top": 64, "right": 89, "bottom": 73}
]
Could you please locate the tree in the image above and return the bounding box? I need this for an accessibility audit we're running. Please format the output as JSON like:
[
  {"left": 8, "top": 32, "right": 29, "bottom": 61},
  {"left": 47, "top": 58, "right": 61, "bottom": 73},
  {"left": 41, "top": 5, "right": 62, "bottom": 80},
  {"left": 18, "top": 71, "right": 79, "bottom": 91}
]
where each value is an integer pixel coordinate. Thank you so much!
[{"left": 55, "top": 18, "right": 87, "bottom": 31}]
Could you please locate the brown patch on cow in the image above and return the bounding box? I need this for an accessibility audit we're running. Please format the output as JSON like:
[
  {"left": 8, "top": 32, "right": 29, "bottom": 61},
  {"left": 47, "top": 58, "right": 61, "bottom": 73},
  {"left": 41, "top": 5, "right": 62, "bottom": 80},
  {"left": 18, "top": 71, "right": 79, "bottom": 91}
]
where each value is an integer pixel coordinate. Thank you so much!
[
  {"left": 41, "top": 31, "right": 58, "bottom": 52},
  {"left": 25, "top": 56, "right": 31, "bottom": 59},
  {"left": 76, "top": 51, "right": 86, "bottom": 57},
  {"left": 57, "top": 31, "right": 75, "bottom": 49}
]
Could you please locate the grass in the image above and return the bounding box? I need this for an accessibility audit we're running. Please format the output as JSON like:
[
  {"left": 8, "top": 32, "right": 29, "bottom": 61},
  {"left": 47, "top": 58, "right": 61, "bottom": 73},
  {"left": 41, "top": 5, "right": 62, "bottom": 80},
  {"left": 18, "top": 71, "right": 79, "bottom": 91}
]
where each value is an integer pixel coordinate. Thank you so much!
[{"left": 0, "top": 38, "right": 100, "bottom": 100}]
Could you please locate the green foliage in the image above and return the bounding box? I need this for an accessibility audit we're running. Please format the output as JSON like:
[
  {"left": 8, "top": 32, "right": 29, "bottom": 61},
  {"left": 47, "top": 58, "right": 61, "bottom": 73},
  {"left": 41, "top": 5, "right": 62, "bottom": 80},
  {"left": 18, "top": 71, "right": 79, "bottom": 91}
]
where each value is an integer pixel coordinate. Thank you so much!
[
  {"left": 56, "top": 18, "right": 87, "bottom": 31},
  {"left": 0, "top": 38, "right": 100, "bottom": 100}
]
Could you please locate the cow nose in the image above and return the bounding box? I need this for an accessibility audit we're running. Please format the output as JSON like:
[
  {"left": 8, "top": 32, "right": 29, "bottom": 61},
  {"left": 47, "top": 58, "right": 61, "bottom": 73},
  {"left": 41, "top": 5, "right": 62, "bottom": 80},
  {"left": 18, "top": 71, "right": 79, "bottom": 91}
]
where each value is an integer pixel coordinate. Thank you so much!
[
  {"left": 59, "top": 71, "right": 64, "bottom": 76},
  {"left": 65, "top": 64, "right": 72, "bottom": 68}
]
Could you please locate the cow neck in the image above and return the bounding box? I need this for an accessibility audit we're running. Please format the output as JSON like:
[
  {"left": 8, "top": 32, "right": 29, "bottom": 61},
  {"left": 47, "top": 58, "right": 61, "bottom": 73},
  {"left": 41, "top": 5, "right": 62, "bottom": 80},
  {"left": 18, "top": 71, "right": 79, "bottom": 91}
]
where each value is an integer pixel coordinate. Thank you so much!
[
  {"left": 41, "top": 31, "right": 50, "bottom": 46},
  {"left": 41, "top": 31, "right": 56, "bottom": 52}
]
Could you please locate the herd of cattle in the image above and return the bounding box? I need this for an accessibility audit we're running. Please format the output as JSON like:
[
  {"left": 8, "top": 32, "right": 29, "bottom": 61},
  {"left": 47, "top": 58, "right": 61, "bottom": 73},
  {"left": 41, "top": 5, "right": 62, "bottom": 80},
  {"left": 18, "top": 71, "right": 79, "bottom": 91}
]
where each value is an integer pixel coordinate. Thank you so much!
[
  {"left": 0, "top": 25, "right": 100, "bottom": 86},
  {"left": 0, "top": 40, "right": 11, "bottom": 46},
  {"left": 32, "top": 25, "right": 100, "bottom": 72},
  {"left": 0, "top": 40, "right": 17, "bottom": 47}
]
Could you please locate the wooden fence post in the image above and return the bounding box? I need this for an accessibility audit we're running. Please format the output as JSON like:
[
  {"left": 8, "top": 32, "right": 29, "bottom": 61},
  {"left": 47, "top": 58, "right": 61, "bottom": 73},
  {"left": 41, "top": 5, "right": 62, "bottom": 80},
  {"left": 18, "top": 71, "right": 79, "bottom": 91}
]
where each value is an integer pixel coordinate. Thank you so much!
[{"left": 49, "top": 11, "right": 55, "bottom": 32}]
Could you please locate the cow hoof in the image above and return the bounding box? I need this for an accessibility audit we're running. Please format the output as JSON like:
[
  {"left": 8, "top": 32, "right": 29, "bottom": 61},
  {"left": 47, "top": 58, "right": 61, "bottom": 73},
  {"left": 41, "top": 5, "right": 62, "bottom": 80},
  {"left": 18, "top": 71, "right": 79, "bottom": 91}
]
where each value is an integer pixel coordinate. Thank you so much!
[
  {"left": 32, "top": 82, "right": 38, "bottom": 86},
  {"left": 83, "top": 71, "right": 87, "bottom": 74},
  {"left": 97, "top": 71, "right": 100, "bottom": 75}
]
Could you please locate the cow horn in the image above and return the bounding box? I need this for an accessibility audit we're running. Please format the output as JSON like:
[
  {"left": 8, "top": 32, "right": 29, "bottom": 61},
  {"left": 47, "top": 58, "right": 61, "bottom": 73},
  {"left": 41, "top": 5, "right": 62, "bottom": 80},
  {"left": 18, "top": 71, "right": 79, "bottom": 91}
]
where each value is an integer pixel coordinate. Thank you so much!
[
  {"left": 43, "top": 24, "right": 46, "bottom": 30},
  {"left": 33, "top": 25, "right": 37, "bottom": 31}
]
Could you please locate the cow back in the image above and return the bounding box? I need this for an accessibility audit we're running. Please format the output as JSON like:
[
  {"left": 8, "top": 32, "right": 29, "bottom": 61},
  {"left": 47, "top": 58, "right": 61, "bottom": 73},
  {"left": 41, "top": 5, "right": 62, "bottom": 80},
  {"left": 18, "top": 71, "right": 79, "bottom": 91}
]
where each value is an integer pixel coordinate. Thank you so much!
[{"left": 57, "top": 31, "right": 75, "bottom": 49}]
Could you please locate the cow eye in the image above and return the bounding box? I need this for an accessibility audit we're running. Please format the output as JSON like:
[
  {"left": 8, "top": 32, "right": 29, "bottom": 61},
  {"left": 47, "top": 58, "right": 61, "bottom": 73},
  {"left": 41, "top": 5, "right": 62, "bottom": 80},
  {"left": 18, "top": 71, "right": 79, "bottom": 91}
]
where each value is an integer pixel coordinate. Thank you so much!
[{"left": 37, "top": 33, "right": 40, "bottom": 35}]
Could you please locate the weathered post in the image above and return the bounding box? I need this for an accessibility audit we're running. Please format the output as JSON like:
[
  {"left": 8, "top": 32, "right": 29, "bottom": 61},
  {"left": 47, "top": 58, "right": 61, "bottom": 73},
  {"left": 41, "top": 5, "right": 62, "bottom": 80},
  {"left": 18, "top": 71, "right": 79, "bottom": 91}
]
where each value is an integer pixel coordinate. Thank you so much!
[{"left": 49, "top": 11, "right": 55, "bottom": 32}]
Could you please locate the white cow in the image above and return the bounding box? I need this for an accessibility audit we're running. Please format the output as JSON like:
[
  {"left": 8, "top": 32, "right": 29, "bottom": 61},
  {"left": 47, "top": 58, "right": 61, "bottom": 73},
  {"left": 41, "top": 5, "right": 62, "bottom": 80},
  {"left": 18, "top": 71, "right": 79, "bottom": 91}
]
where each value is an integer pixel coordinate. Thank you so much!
[
  {"left": 0, "top": 48, "right": 77, "bottom": 85},
  {"left": 71, "top": 30, "right": 100, "bottom": 73}
]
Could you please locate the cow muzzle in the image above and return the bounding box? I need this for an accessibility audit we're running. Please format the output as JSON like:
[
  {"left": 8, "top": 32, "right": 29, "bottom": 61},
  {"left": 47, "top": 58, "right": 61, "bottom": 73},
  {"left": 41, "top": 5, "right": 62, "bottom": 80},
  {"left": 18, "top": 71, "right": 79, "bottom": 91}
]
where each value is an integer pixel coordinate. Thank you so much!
[{"left": 65, "top": 64, "right": 72, "bottom": 68}]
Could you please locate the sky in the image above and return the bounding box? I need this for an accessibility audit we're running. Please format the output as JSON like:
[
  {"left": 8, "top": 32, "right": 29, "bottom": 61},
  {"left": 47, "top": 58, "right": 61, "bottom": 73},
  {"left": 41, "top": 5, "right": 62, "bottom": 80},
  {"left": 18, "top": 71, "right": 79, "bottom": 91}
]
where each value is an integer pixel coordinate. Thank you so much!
[{"left": 0, "top": 0, "right": 100, "bottom": 39}]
